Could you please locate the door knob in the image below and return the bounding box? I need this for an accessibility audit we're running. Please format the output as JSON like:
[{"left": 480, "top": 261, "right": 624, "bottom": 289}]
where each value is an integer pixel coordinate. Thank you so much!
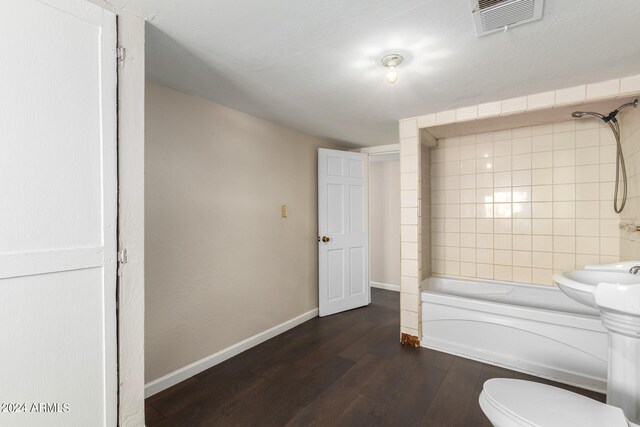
[{"left": 321, "top": 236, "right": 330, "bottom": 243}]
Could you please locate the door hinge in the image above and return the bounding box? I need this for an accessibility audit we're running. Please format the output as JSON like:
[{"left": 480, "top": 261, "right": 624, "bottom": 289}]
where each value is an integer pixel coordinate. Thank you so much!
[
  {"left": 117, "top": 247, "right": 128, "bottom": 277},
  {"left": 116, "top": 45, "right": 126, "bottom": 64},
  {"left": 118, "top": 247, "right": 128, "bottom": 265}
]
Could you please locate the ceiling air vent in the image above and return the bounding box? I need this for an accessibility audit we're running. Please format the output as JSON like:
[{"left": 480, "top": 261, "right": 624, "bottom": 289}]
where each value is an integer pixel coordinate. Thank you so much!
[{"left": 471, "top": 0, "right": 544, "bottom": 37}]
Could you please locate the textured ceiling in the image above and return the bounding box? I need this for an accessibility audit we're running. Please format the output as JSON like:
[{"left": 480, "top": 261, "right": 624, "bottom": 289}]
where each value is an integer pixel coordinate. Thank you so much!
[{"left": 112, "top": 0, "right": 640, "bottom": 147}]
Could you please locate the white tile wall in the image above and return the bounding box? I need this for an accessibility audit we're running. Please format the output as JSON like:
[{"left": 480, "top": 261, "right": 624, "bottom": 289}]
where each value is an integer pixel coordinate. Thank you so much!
[
  {"left": 399, "top": 119, "right": 421, "bottom": 336},
  {"left": 401, "top": 74, "right": 640, "bottom": 335},
  {"left": 431, "top": 120, "right": 620, "bottom": 285},
  {"left": 620, "top": 110, "right": 640, "bottom": 261},
  {"left": 421, "top": 146, "right": 432, "bottom": 280}
]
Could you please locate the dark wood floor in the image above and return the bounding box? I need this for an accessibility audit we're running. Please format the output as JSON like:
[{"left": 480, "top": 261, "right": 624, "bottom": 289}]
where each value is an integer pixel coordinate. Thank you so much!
[{"left": 145, "top": 288, "right": 605, "bottom": 426}]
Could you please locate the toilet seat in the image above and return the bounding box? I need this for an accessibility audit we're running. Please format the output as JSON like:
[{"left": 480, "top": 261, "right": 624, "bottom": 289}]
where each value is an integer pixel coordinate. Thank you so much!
[{"left": 479, "top": 378, "right": 631, "bottom": 427}]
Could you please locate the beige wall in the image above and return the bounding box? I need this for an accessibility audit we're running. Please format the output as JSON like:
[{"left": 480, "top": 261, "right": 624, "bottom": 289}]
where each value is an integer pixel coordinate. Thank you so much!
[
  {"left": 145, "top": 81, "right": 342, "bottom": 382},
  {"left": 369, "top": 159, "right": 400, "bottom": 286},
  {"left": 430, "top": 120, "right": 621, "bottom": 285},
  {"left": 620, "top": 109, "right": 640, "bottom": 260}
]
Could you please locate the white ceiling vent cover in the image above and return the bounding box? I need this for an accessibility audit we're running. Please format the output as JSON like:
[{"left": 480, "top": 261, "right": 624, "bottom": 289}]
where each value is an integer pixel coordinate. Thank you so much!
[{"left": 471, "top": 0, "right": 544, "bottom": 37}]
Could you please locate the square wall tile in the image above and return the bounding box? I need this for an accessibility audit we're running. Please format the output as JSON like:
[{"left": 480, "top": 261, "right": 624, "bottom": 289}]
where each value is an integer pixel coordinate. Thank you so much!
[
  {"left": 436, "top": 110, "right": 456, "bottom": 125},
  {"left": 533, "top": 235, "right": 553, "bottom": 252},
  {"left": 494, "top": 265, "right": 512, "bottom": 281},
  {"left": 401, "top": 172, "right": 419, "bottom": 190},
  {"left": 586, "top": 79, "right": 620, "bottom": 100},
  {"left": 555, "top": 185, "right": 580, "bottom": 205},
  {"left": 401, "top": 154, "right": 419, "bottom": 174},
  {"left": 402, "top": 242, "right": 419, "bottom": 260},
  {"left": 477, "top": 263, "right": 494, "bottom": 278},
  {"left": 456, "top": 106, "right": 478, "bottom": 121},
  {"left": 532, "top": 252, "right": 552, "bottom": 269},
  {"left": 532, "top": 169, "right": 553, "bottom": 186},
  {"left": 554, "top": 253, "right": 576, "bottom": 271},
  {"left": 532, "top": 219, "right": 553, "bottom": 235},
  {"left": 527, "top": 91, "right": 555, "bottom": 110},
  {"left": 576, "top": 236, "right": 599, "bottom": 255},
  {"left": 401, "top": 292, "right": 420, "bottom": 313},
  {"left": 417, "top": 113, "right": 436, "bottom": 128},
  {"left": 512, "top": 137, "right": 532, "bottom": 155},
  {"left": 576, "top": 129, "right": 600, "bottom": 148},
  {"left": 513, "top": 267, "right": 532, "bottom": 283},
  {"left": 513, "top": 170, "right": 532, "bottom": 186},
  {"left": 401, "top": 137, "right": 419, "bottom": 156},
  {"left": 532, "top": 134, "right": 553, "bottom": 152},
  {"left": 478, "top": 101, "right": 501, "bottom": 118},
  {"left": 401, "top": 208, "right": 419, "bottom": 225},
  {"left": 399, "top": 119, "right": 418, "bottom": 138},
  {"left": 555, "top": 85, "right": 586, "bottom": 105},
  {"left": 532, "top": 268, "right": 553, "bottom": 285},
  {"left": 401, "top": 276, "right": 419, "bottom": 294},
  {"left": 532, "top": 124, "right": 553, "bottom": 136},
  {"left": 401, "top": 190, "right": 419, "bottom": 208},
  {"left": 621, "top": 75, "right": 640, "bottom": 94},
  {"left": 401, "top": 310, "right": 419, "bottom": 328},
  {"left": 401, "top": 225, "right": 418, "bottom": 243},
  {"left": 502, "top": 97, "right": 527, "bottom": 114}
]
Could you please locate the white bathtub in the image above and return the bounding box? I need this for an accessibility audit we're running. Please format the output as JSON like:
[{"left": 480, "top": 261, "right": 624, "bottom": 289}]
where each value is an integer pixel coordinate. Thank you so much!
[{"left": 421, "top": 276, "right": 608, "bottom": 392}]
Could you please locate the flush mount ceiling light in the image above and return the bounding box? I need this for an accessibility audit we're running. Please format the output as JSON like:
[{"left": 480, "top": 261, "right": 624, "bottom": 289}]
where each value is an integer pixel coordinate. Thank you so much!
[{"left": 381, "top": 54, "right": 403, "bottom": 84}]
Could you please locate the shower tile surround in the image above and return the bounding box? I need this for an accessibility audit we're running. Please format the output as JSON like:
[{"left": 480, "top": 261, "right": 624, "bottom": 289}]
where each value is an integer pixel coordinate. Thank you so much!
[
  {"left": 620, "top": 110, "right": 640, "bottom": 260},
  {"left": 398, "top": 75, "right": 640, "bottom": 337},
  {"left": 431, "top": 121, "right": 618, "bottom": 285}
]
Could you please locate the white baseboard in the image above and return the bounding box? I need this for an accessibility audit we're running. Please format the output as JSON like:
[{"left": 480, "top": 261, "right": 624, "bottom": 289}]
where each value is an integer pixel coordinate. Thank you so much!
[
  {"left": 370, "top": 281, "right": 400, "bottom": 292},
  {"left": 144, "top": 308, "right": 319, "bottom": 398}
]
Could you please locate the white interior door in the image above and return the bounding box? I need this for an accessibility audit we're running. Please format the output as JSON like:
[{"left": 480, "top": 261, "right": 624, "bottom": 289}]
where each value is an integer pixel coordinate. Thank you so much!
[
  {"left": 0, "top": 1, "right": 117, "bottom": 426},
  {"left": 318, "top": 149, "right": 369, "bottom": 316}
]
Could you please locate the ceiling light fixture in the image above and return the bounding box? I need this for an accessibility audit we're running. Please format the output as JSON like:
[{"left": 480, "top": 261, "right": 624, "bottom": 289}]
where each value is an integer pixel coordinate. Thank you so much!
[{"left": 381, "top": 54, "right": 403, "bottom": 84}]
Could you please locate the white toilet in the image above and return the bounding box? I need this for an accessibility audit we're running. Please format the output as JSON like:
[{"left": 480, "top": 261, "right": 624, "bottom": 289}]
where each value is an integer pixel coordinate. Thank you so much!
[{"left": 479, "top": 378, "right": 640, "bottom": 427}]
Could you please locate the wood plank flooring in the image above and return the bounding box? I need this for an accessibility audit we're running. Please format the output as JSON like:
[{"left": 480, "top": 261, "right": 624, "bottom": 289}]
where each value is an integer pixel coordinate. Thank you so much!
[{"left": 146, "top": 288, "right": 605, "bottom": 426}]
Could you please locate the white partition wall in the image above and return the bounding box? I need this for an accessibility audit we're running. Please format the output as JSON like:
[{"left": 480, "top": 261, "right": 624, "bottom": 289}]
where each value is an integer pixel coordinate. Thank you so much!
[{"left": 0, "top": 1, "right": 117, "bottom": 425}]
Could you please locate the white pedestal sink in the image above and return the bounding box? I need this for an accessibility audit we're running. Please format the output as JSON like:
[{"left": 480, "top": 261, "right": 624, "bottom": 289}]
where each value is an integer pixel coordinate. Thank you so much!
[{"left": 554, "top": 262, "right": 640, "bottom": 424}]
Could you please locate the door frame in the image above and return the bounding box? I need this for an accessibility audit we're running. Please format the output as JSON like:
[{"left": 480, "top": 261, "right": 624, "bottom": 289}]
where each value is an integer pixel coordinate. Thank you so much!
[
  {"left": 115, "top": 10, "right": 146, "bottom": 427},
  {"left": 359, "top": 144, "right": 401, "bottom": 297}
]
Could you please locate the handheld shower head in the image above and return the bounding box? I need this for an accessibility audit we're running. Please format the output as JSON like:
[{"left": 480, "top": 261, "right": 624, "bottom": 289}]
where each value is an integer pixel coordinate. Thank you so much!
[
  {"left": 571, "top": 111, "right": 605, "bottom": 120},
  {"left": 571, "top": 99, "right": 637, "bottom": 122},
  {"left": 569, "top": 98, "right": 638, "bottom": 214}
]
